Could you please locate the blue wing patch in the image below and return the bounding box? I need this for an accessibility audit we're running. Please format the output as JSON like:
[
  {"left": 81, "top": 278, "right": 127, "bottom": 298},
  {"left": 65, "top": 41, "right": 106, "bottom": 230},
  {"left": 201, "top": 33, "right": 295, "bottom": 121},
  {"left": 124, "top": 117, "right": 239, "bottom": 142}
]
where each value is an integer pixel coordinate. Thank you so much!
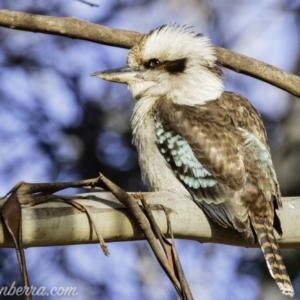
[
  {"left": 156, "top": 119, "right": 235, "bottom": 227},
  {"left": 155, "top": 120, "right": 218, "bottom": 190}
]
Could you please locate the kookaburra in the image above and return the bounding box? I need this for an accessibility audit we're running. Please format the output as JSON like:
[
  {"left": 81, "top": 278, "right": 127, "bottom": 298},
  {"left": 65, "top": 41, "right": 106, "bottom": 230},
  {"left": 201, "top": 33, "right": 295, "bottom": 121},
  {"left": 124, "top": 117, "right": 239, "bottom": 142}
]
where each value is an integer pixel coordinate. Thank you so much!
[{"left": 92, "top": 24, "right": 294, "bottom": 297}]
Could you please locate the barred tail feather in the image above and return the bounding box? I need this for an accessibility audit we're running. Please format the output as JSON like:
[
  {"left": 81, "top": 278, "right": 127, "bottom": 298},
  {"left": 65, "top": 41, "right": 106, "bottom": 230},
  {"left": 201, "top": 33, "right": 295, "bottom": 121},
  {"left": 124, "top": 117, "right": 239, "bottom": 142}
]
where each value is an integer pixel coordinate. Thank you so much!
[{"left": 251, "top": 217, "right": 294, "bottom": 297}]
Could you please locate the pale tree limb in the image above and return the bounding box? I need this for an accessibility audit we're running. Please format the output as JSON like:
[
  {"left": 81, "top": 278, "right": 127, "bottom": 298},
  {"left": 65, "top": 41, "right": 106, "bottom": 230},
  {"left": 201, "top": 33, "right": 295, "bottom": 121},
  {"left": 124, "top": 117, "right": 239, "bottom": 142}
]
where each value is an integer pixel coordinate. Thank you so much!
[
  {"left": 0, "top": 192, "right": 298, "bottom": 249},
  {"left": 0, "top": 9, "right": 299, "bottom": 98},
  {"left": 0, "top": 176, "right": 195, "bottom": 300},
  {"left": 0, "top": 175, "right": 198, "bottom": 300}
]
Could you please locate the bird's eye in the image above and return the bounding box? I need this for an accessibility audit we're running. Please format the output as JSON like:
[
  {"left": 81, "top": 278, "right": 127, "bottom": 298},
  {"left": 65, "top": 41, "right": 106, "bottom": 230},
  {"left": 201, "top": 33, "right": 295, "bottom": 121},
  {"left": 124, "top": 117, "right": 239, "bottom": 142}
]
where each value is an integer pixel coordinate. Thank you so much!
[{"left": 144, "top": 59, "right": 161, "bottom": 69}]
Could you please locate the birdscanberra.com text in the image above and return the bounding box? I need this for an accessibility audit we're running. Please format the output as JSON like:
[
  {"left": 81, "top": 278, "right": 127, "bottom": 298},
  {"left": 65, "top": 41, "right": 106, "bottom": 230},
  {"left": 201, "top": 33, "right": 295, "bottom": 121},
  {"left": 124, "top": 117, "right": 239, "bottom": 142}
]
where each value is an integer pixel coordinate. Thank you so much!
[{"left": 0, "top": 282, "right": 78, "bottom": 297}]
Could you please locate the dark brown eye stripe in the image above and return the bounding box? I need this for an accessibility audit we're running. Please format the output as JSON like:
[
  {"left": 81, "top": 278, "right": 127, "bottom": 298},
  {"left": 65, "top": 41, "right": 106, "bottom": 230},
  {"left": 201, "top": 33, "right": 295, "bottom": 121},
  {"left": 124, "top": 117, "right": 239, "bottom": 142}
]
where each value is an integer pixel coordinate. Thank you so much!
[{"left": 144, "top": 58, "right": 187, "bottom": 74}]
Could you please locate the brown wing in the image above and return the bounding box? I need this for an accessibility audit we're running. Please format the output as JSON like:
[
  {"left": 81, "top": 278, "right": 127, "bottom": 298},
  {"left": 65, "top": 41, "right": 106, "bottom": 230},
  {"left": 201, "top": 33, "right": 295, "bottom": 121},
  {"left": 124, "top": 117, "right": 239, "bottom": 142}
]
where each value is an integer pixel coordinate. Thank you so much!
[
  {"left": 153, "top": 95, "right": 280, "bottom": 237},
  {"left": 154, "top": 97, "right": 246, "bottom": 191},
  {"left": 219, "top": 92, "right": 281, "bottom": 207}
]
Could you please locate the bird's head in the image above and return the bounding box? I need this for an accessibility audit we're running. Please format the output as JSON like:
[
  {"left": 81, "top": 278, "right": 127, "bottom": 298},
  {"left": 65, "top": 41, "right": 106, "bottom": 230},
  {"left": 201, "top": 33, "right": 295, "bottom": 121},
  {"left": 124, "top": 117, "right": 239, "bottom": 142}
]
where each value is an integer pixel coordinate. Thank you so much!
[{"left": 92, "top": 24, "right": 224, "bottom": 105}]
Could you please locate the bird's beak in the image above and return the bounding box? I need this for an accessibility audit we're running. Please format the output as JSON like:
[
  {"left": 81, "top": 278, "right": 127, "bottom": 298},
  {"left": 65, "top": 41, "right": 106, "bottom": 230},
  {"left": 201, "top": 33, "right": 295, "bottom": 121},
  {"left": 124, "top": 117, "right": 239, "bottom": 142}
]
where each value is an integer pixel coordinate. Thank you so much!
[{"left": 91, "top": 67, "right": 144, "bottom": 84}]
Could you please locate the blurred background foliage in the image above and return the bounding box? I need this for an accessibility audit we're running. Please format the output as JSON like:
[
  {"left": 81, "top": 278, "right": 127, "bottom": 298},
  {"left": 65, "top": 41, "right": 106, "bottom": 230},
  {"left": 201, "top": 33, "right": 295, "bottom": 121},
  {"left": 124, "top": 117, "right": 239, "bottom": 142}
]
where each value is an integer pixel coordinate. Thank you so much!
[{"left": 0, "top": 0, "right": 300, "bottom": 299}]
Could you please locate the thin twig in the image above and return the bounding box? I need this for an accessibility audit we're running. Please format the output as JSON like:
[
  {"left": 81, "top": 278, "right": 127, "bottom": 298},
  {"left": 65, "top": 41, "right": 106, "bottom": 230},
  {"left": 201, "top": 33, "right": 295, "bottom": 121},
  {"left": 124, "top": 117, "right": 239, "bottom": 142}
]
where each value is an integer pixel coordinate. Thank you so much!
[
  {"left": 66, "top": 199, "right": 110, "bottom": 256},
  {"left": 141, "top": 199, "right": 193, "bottom": 300},
  {"left": 141, "top": 199, "right": 170, "bottom": 256},
  {"left": 77, "top": 0, "right": 99, "bottom": 7},
  {"left": 161, "top": 205, "right": 194, "bottom": 300},
  {"left": 97, "top": 174, "right": 183, "bottom": 295}
]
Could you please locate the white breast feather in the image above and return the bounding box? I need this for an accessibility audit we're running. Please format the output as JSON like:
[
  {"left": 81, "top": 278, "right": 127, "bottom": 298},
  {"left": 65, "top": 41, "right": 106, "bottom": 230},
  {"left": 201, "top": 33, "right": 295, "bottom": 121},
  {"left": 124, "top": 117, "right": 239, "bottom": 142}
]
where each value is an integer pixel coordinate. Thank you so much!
[{"left": 131, "top": 96, "right": 191, "bottom": 199}]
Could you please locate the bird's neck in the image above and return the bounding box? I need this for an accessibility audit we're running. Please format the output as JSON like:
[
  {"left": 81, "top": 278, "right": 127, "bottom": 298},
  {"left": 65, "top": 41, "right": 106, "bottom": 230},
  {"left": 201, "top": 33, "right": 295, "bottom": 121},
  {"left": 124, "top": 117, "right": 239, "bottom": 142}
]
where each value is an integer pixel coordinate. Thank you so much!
[
  {"left": 169, "top": 69, "right": 224, "bottom": 105},
  {"left": 131, "top": 96, "right": 157, "bottom": 146}
]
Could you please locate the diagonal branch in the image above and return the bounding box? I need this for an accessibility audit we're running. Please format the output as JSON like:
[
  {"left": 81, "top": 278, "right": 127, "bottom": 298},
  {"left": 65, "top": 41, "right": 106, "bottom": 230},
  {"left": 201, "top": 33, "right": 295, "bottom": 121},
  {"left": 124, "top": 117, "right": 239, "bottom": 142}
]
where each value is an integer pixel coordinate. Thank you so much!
[
  {"left": 0, "top": 9, "right": 140, "bottom": 49},
  {"left": 0, "top": 9, "right": 299, "bottom": 98}
]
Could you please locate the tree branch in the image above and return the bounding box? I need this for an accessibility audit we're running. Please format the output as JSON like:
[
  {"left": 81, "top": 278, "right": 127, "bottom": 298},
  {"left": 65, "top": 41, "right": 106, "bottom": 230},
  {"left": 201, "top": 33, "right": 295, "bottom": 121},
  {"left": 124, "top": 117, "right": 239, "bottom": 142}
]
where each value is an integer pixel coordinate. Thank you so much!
[
  {"left": 0, "top": 9, "right": 141, "bottom": 49},
  {"left": 0, "top": 9, "right": 300, "bottom": 98},
  {"left": 0, "top": 192, "right": 298, "bottom": 249}
]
